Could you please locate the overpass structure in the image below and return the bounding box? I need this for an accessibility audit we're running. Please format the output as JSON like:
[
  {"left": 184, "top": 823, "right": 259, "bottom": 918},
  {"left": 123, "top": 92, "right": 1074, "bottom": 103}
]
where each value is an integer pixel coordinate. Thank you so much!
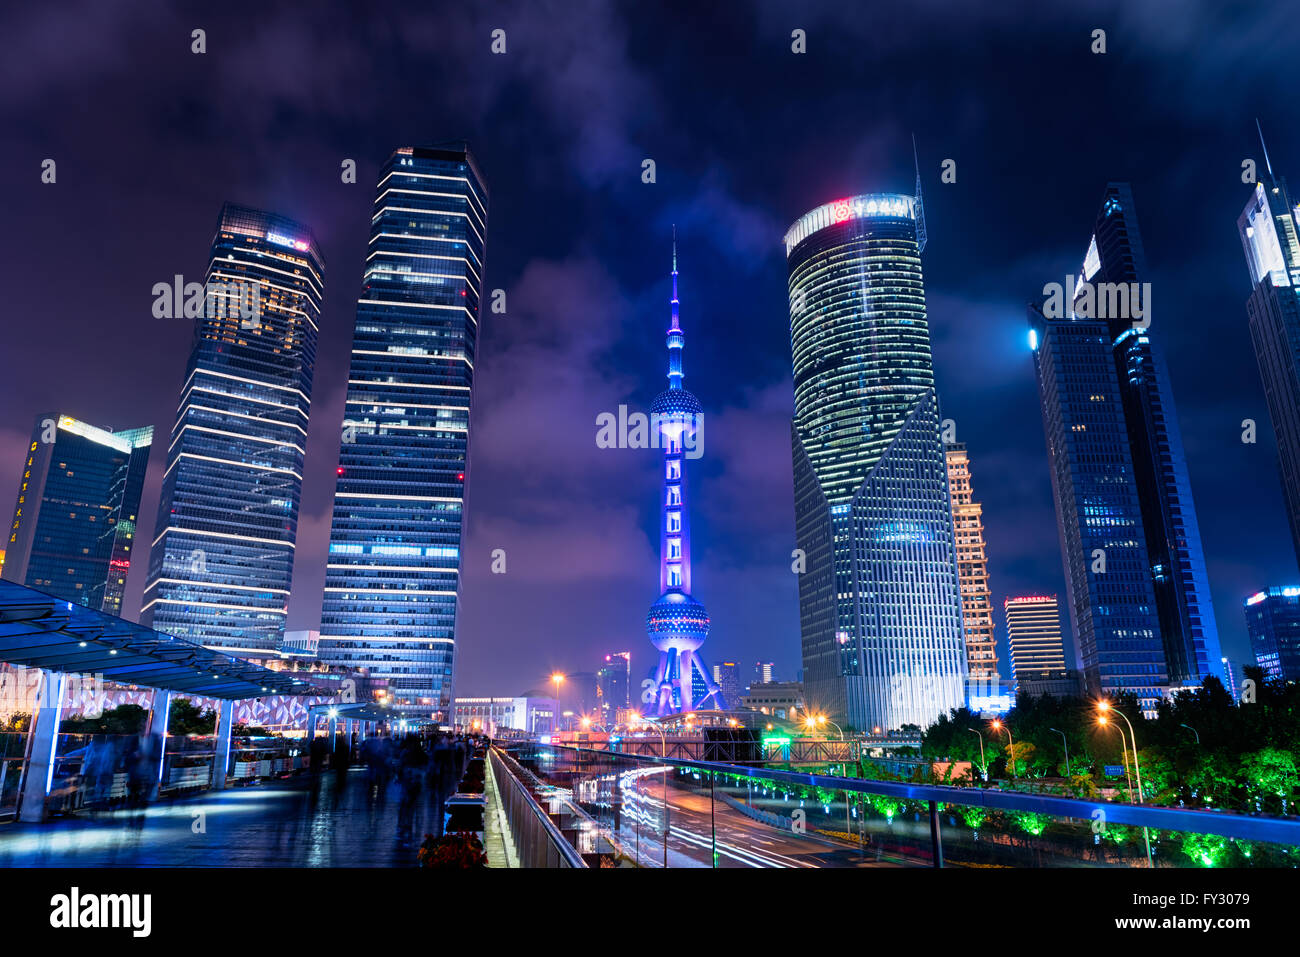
[{"left": 0, "top": 580, "right": 389, "bottom": 821}]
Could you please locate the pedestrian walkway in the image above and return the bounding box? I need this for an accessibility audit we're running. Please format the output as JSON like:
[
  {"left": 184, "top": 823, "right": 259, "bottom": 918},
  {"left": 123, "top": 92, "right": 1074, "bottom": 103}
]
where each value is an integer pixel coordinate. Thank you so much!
[
  {"left": 482, "top": 751, "right": 518, "bottom": 868},
  {"left": 0, "top": 769, "right": 449, "bottom": 867}
]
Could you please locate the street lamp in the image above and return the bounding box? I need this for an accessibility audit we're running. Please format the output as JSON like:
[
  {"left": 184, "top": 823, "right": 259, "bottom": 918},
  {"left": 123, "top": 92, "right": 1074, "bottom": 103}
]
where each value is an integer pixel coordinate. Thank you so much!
[
  {"left": 1049, "top": 727, "right": 1070, "bottom": 777},
  {"left": 966, "top": 727, "right": 987, "bottom": 781},
  {"left": 991, "top": 719, "right": 1015, "bottom": 779},
  {"left": 1180, "top": 723, "right": 1200, "bottom": 745},
  {"left": 1098, "top": 707, "right": 1153, "bottom": 868},
  {"left": 1097, "top": 715, "right": 1135, "bottom": 797},
  {"left": 1097, "top": 702, "right": 1145, "bottom": 804},
  {"left": 550, "top": 673, "right": 565, "bottom": 732}
]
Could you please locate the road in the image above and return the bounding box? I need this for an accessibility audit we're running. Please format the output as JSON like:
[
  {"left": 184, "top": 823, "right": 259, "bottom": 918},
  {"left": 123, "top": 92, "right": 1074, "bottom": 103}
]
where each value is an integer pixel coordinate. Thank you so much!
[{"left": 615, "top": 769, "right": 922, "bottom": 868}]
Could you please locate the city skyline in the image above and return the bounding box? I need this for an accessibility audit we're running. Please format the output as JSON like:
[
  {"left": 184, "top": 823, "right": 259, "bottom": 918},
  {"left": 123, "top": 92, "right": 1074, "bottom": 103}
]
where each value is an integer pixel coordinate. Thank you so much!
[{"left": 4, "top": 4, "right": 1300, "bottom": 700}]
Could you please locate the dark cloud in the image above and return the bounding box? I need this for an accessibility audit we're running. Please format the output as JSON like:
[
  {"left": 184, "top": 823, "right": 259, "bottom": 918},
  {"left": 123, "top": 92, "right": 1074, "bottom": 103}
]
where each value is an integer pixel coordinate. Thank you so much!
[{"left": 1, "top": 0, "right": 1297, "bottom": 695}]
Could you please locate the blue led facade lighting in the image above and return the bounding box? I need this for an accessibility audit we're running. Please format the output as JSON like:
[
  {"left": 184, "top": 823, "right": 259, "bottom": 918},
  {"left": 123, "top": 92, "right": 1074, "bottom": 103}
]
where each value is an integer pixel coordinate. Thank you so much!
[
  {"left": 317, "top": 144, "right": 488, "bottom": 721},
  {"left": 645, "top": 236, "right": 725, "bottom": 717},
  {"left": 1030, "top": 183, "right": 1224, "bottom": 711},
  {"left": 142, "top": 204, "right": 323, "bottom": 656}
]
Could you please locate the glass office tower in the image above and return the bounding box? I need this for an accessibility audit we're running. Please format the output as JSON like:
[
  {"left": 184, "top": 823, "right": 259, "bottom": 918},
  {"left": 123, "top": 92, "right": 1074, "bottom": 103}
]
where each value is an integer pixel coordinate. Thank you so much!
[
  {"left": 4, "top": 414, "right": 152, "bottom": 615},
  {"left": 142, "top": 204, "right": 325, "bottom": 657},
  {"left": 1243, "top": 586, "right": 1300, "bottom": 682},
  {"left": 785, "top": 191, "right": 966, "bottom": 732},
  {"left": 318, "top": 144, "right": 488, "bottom": 720},
  {"left": 1030, "top": 184, "right": 1223, "bottom": 711},
  {"left": 1238, "top": 152, "right": 1300, "bottom": 578}
]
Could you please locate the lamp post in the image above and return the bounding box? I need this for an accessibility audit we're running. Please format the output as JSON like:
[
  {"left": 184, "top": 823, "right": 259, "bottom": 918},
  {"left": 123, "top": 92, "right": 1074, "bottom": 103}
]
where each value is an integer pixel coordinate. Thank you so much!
[
  {"left": 1180, "top": 723, "right": 1200, "bottom": 746},
  {"left": 991, "top": 719, "right": 1014, "bottom": 779},
  {"left": 550, "top": 672, "right": 565, "bottom": 734},
  {"left": 1097, "top": 716, "right": 1135, "bottom": 798},
  {"left": 1049, "top": 727, "right": 1070, "bottom": 777},
  {"left": 966, "top": 728, "right": 987, "bottom": 782},
  {"left": 1092, "top": 702, "right": 1154, "bottom": 868}
]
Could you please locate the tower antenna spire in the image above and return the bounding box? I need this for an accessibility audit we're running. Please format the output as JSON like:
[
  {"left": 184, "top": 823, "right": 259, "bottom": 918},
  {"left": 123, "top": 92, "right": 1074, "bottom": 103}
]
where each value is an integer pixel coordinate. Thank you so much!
[
  {"left": 1257, "top": 118, "right": 1276, "bottom": 181},
  {"left": 912, "top": 133, "right": 928, "bottom": 253}
]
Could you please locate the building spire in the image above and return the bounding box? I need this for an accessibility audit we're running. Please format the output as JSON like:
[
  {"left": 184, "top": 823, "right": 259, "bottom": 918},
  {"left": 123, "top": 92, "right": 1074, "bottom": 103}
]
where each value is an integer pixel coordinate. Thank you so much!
[
  {"left": 913, "top": 133, "right": 928, "bottom": 254},
  {"left": 1257, "top": 118, "right": 1276, "bottom": 183},
  {"left": 668, "top": 229, "right": 683, "bottom": 388}
]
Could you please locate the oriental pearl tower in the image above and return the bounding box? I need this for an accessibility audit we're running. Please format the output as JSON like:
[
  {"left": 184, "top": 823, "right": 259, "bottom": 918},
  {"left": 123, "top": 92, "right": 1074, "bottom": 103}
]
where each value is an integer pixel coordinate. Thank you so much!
[{"left": 645, "top": 234, "right": 725, "bottom": 717}]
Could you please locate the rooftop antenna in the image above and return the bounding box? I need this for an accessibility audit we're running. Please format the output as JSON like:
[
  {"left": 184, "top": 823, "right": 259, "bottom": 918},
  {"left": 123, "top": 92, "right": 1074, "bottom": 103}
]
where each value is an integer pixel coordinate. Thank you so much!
[
  {"left": 1257, "top": 118, "right": 1276, "bottom": 181},
  {"left": 912, "top": 133, "right": 927, "bottom": 253}
]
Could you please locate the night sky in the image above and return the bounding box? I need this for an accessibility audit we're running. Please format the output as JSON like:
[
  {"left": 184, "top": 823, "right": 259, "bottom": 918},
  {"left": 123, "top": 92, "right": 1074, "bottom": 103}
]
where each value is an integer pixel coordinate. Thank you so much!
[{"left": 2, "top": 1, "right": 1298, "bottom": 698}]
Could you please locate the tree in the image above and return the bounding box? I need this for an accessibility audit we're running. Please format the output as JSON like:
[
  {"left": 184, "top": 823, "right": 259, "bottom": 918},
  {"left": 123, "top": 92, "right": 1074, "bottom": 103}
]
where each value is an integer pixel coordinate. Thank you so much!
[
  {"left": 168, "top": 698, "right": 216, "bottom": 735},
  {"left": 1240, "top": 747, "right": 1298, "bottom": 813}
]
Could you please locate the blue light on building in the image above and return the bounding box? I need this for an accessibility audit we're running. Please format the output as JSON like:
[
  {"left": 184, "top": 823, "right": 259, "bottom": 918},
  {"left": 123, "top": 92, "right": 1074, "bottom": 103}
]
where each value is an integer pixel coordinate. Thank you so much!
[
  {"left": 1244, "top": 587, "right": 1300, "bottom": 683},
  {"left": 317, "top": 144, "right": 488, "bottom": 721},
  {"left": 1029, "top": 183, "right": 1224, "bottom": 711}
]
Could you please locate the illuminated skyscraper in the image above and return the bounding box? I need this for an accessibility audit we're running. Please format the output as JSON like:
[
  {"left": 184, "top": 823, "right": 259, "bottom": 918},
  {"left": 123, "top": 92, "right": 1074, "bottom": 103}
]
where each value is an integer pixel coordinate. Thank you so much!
[
  {"left": 1243, "top": 587, "right": 1300, "bottom": 683},
  {"left": 945, "top": 443, "right": 998, "bottom": 679},
  {"left": 1238, "top": 130, "right": 1300, "bottom": 577},
  {"left": 645, "top": 238, "right": 724, "bottom": 716},
  {"left": 143, "top": 204, "right": 323, "bottom": 655},
  {"left": 319, "top": 144, "right": 488, "bottom": 720},
  {"left": 4, "top": 414, "right": 152, "bottom": 616},
  {"left": 785, "top": 186, "right": 966, "bottom": 732},
  {"left": 1003, "top": 596, "right": 1067, "bottom": 682},
  {"left": 597, "top": 652, "right": 631, "bottom": 722},
  {"left": 1030, "top": 184, "right": 1223, "bottom": 710}
]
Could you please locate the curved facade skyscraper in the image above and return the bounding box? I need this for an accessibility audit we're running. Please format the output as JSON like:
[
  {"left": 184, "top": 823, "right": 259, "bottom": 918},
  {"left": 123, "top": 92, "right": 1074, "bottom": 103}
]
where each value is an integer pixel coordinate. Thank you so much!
[
  {"left": 318, "top": 144, "right": 488, "bottom": 720},
  {"left": 143, "top": 204, "right": 324, "bottom": 656},
  {"left": 645, "top": 239, "right": 724, "bottom": 716},
  {"left": 785, "top": 191, "right": 966, "bottom": 731}
]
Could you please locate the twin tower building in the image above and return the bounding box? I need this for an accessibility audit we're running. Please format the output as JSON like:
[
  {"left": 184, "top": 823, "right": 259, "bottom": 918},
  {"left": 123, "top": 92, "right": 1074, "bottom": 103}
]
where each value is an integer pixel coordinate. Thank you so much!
[{"left": 139, "top": 144, "right": 486, "bottom": 721}]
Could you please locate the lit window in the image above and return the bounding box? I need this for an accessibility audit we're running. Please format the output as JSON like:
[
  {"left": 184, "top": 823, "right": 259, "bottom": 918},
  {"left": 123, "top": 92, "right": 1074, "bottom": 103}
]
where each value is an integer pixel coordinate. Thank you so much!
[{"left": 667, "top": 511, "right": 681, "bottom": 533}]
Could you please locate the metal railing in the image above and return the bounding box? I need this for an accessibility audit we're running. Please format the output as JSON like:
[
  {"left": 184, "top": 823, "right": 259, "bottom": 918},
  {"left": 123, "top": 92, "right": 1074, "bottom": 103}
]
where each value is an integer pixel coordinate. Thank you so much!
[
  {"left": 488, "top": 746, "right": 586, "bottom": 868},
  {"left": 529, "top": 743, "right": 1300, "bottom": 868}
]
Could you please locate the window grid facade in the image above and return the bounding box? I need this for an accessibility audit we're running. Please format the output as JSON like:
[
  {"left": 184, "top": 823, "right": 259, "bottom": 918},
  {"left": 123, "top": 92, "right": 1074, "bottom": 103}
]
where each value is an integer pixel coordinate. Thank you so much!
[
  {"left": 142, "top": 204, "right": 324, "bottom": 657},
  {"left": 318, "top": 144, "right": 488, "bottom": 721}
]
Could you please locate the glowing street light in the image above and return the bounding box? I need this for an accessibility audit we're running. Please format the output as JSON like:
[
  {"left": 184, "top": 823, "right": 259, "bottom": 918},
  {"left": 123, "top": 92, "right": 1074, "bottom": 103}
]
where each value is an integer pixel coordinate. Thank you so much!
[{"left": 991, "top": 719, "right": 1015, "bottom": 778}]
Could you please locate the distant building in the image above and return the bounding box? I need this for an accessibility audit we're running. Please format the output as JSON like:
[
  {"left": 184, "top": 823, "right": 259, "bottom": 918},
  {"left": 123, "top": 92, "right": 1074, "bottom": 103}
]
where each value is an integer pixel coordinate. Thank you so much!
[
  {"left": 754, "top": 661, "right": 775, "bottom": 685},
  {"left": 945, "top": 443, "right": 998, "bottom": 679},
  {"left": 740, "top": 681, "right": 805, "bottom": 721},
  {"left": 597, "top": 652, "right": 631, "bottom": 722},
  {"left": 1018, "top": 671, "right": 1084, "bottom": 699},
  {"left": 712, "top": 662, "right": 742, "bottom": 707},
  {"left": 451, "top": 696, "right": 556, "bottom": 735},
  {"left": 1244, "top": 587, "right": 1300, "bottom": 682},
  {"left": 1004, "top": 596, "right": 1070, "bottom": 694},
  {"left": 4, "top": 414, "right": 152, "bottom": 616}
]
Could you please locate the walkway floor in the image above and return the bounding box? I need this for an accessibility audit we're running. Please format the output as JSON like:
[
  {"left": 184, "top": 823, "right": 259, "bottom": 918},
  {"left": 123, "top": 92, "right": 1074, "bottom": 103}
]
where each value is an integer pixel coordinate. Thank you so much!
[{"left": 0, "top": 770, "right": 458, "bottom": 867}]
